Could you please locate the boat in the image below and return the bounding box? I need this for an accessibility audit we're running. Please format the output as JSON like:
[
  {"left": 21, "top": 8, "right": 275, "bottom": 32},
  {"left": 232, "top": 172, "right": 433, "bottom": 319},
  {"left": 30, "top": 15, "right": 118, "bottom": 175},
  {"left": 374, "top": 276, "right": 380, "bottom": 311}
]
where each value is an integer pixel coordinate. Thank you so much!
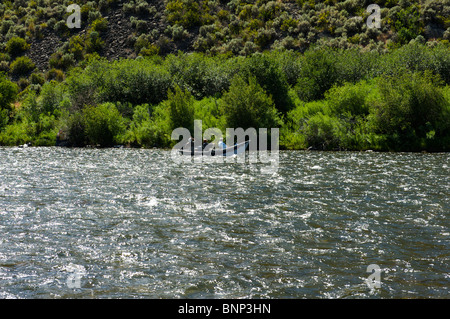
[
  {"left": 18, "top": 143, "right": 31, "bottom": 148},
  {"left": 179, "top": 141, "right": 249, "bottom": 156}
]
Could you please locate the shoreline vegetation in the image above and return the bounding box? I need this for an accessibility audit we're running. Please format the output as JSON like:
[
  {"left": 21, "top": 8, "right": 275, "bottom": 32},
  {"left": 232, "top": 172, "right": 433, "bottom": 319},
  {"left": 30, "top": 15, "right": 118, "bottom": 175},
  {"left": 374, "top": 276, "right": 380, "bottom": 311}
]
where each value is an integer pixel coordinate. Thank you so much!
[
  {"left": 1, "top": 44, "right": 449, "bottom": 152},
  {"left": 0, "top": 0, "right": 449, "bottom": 152}
]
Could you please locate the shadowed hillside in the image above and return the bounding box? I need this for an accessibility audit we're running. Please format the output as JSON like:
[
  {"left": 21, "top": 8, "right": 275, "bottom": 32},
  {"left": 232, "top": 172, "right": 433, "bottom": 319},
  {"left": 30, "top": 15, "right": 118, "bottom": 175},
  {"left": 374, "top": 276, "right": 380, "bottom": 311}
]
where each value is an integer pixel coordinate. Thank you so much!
[{"left": 0, "top": 0, "right": 449, "bottom": 76}]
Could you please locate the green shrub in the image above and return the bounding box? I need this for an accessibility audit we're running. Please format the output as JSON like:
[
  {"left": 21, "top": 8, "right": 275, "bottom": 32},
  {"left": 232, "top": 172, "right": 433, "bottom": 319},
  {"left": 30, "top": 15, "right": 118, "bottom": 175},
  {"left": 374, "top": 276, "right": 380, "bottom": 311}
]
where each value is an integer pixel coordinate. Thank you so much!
[
  {"left": 369, "top": 71, "right": 449, "bottom": 150},
  {"left": 20, "top": 90, "right": 40, "bottom": 122},
  {"left": 125, "top": 104, "right": 161, "bottom": 147},
  {"left": 10, "top": 56, "right": 35, "bottom": 76},
  {"left": 140, "top": 45, "right": 160, "bottom": 57},
  {"left": 17, "top": 77, "right": 30, "bottom": 91},
  {"left": 30, "top": 72, "right": 45, "bottom": 85},
  {"left": 46, "top": 68, "right": 65, "bottom": 82},
  {"left": 68, "top": 35, "right": 85, "bottom": 60},
  {"left": 32, "top": 114, "right": 58, "bottom": 146},
  {"left": 5, "top": 36, "right": 29, "bottom": 56},
  {"left": 65, "top": 58, "right": 173, "bottom": 109},
  {"left": 0, "top": 60, "right": 9, "bottom": 73},
  {"left": 49, "top": 51, "right": 76, "bottom": 70},
  {"left": 283, "top": 97, "right": 330, "bottom": 150},
  {"left": 91, "top": 17, "right": 108, "bottom": 33},
  {"left": 390, "top": 4, "right": 423, "bottom": 44},
  {"left": 193, "top": 97, "right": 224, "bottom": 132},
  {"left": 325, "top": 80, "right": 373, "bottom": 117},
  {"left": 239, "top": 53, "right": 293, "bottom": 113},
  {"left": 66, "top": 111, "right": 87, "bottom": 147},
  {"left": 165, "top": 0, "right": 212, "bottom": 28},
  {"left": 302, "top": 112, "right": 342, "bottom": 150},
  {"left": 164, "top": 85, "right": 195, "bottom": 134},
  {"left": 1, "top": 20, "right": 15, "bottom": 36},
  {"left": 220, "top": 75, "right": 281, "bottom": 130},
  {"left": 39, "top": 81, "right": 65, "bottom": 116},
  {"left": 285, "top": 82, "right": 380, "bottom": 151},
  {"left": 165, "top": 52, "right": 232, "bottom": 100},
  {"left": 265, "top": 50, "right": 302, "bottom": 87},
  {"left": 295, "top": 48, "right": 339, "bottom": 101},
  {"left": 83, "top": 102, "right": 126, "bottom": 147},
  {"left": 85, "top": 31, "right": 104, "bottom": 53},
  {"left": 54, "top": 20, "right": 68, "bottom": 34},
  {"left": 0, "top": 108, "right": 9, "bottom": 130},
  {"left": 20, "top": 82, "right": 65, "bottom": 123},
  {"left": 99, "top": 59, "right": 172, "bottom": 106},
  {"left": 335, "top": 48, "right": 381, "bottom": 83},
  {"left": 0, "top": 72, "right": 19, "bottom": 110},
  {"left": 0, "top": 120, "right": 32, "bottom": 146},
  {"left": 0, "top": 73, "right": 17, "bottom": 130}
]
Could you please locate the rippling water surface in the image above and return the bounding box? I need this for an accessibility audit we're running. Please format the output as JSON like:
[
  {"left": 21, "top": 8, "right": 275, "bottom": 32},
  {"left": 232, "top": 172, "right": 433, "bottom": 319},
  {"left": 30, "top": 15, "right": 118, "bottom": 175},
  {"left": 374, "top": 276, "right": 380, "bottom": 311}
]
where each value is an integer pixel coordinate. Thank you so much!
[{"left": 0, "top": 147, "right": 448, "bottom": 298}]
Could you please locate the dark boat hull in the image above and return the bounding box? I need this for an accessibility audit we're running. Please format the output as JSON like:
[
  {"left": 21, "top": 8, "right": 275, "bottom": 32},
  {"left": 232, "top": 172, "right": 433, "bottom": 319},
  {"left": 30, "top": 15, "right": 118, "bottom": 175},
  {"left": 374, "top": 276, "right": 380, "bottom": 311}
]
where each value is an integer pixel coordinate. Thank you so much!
[{"left": 179, "top": 141, "right": 249, "bottom": 156}]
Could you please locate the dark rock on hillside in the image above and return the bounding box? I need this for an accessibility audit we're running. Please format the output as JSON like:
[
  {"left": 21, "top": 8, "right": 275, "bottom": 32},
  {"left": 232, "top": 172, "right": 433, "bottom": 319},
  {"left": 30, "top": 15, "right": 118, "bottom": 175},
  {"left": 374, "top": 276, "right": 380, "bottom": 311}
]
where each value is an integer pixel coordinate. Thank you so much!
[{"left": 28, "top": 29, "right": 63, "bottom": 72}]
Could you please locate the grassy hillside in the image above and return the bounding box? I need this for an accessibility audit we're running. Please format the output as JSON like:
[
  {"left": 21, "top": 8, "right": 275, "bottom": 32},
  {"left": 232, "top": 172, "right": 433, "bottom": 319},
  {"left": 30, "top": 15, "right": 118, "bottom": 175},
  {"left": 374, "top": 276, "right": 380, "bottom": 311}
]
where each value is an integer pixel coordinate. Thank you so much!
[
  {"left": 0, "top": 1, "right": 449, "bottom": 151},
  {"left": 0, "top": 0, "right": 449, "bottom": 75}
]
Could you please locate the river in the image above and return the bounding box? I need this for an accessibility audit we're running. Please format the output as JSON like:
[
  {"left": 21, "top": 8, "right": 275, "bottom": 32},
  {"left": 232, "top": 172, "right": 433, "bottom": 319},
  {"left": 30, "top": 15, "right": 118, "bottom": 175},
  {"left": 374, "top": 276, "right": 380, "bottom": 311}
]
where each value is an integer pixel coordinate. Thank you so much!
[{"left": 0, "top": 147, "right": 448, "bottom": 298}]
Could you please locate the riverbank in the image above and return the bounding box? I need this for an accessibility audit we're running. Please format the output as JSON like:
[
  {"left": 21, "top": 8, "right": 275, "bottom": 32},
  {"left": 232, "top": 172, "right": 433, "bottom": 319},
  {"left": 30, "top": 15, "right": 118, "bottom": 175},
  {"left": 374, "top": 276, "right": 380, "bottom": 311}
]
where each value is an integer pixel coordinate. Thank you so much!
[{"left": 1, "top": 45, "right": 449, "bottom": 152}]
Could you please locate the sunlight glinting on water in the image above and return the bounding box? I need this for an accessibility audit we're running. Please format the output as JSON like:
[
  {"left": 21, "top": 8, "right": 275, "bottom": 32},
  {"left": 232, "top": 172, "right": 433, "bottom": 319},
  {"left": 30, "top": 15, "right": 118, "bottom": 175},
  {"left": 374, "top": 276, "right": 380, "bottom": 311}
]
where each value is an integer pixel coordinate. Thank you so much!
[{"left": 0, "top": 147, "right": 448, "bottom": 298}]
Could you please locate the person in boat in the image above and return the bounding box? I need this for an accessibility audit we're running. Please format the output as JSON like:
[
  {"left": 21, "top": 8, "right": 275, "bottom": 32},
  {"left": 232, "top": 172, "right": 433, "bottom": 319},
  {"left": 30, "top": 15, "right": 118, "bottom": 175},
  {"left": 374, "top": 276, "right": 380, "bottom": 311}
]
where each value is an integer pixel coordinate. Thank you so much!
[
  {"left": 218, "top": 138, "right": 227, "bottom": 149},
  {"left": 202, "top": 138, "right": 209, "bottom": 150},
  {"left": 182, "top": 137, "right": 194, "bottom": 152}
]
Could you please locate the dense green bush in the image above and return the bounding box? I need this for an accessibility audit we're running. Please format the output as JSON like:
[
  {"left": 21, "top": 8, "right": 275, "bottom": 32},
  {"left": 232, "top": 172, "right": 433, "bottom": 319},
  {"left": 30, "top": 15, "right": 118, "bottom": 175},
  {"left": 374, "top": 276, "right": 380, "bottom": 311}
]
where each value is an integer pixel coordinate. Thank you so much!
[
  {"left": 0, "top": 72, "right": 17, "bottom": 130},
  {"left": 165, "top": 52, "right": 232, "bottom": 99},
  {"left": 65, "top": 111, "right": 87, "bottom": 147},
  {"left": 325, "top": 80, "right": 374, "bottom": 117},
  {"left": 0, "top": 107, "right": 8, "bottom": 129},
  {"left": 193, "top": 96, "right": 224, "bottom": 132},
  {"left": 302, "top": 112, "right": 342, "bottom": 151},
  {"left": 238, "top": 53, "right": 293, "bottom": 113},
  {"left": 83, "top": 102, "right": 126, "bottom": 147},
  {"left": 0, "top": 120, "right": 32, "bottom": 146},
  {"left": 5, "top": 36, "right": 29, "bottom": 56},
  {"left": 379, "top": 43, "right": 450, "bottom": 84},
  {"left": 220, "top": 75, "right": 281, "bottom": 130},
  {"left": 0, "top": 72, "right": 18, "bottom": 110},
  {"left": 164, "top": 85, "right": 195, "bottom": 134},
  {"left": 389, "top": 3, "right": 423, "bottom": 45},
  {"left": 68, "top": 58, "right": 173, "bottom": 107},
  {"left": 65, "top": 64, "right": 100, "bottom": 110},
  {"left": 123, "top": 103, "right": 167, "bottom": 147},
  {"left": 91, "top": 17, "right": 108, "bottom": 33},
  {"left": 20, "top": 81, "right": 66, "bottom": 122},
  {"left": 39, "top": 81, "right": 66, "bottom": 116},
  {"left": 369, "top": 72, "right": 450, "bottom": 151},
  {"left": 10, "top": 56, "right": 35, "bottom": 76},
  {"left": 265, "top": 50, "right": 303, "bottom": 87},
  {"left": 165, "top": 0, "right": 214, "bottom": 28},
  {"left": 295, "top": 48, "right": 339, "bottom": 101},
  {"left": 32, "top": 114, "right": 59, "bottom": 146}
]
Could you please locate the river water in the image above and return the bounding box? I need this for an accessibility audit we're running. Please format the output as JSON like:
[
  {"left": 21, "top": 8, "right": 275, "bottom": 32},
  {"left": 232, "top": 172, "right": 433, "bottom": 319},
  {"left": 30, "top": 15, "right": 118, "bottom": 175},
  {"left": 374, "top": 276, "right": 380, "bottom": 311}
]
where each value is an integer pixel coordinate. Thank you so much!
[{"left": 0, "top": 147, "right": 448, "bottom": 298}]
